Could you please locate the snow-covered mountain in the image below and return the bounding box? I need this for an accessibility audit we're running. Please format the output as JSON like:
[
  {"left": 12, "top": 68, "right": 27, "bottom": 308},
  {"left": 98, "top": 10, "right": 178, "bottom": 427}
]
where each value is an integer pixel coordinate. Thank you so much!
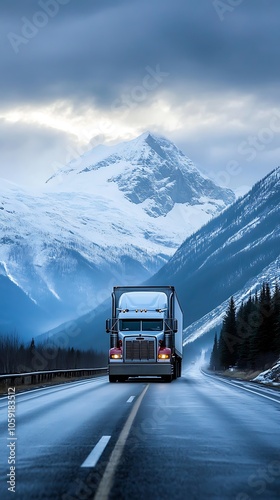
[
  {"left": 47, "top": 131, "right": 234, "bottom": 218},
  {"left": 0, "top": 132, "right": 235, "bottom": 339},
  {"left": 148, "top": 166, "right": 280, "bottom": 349}
]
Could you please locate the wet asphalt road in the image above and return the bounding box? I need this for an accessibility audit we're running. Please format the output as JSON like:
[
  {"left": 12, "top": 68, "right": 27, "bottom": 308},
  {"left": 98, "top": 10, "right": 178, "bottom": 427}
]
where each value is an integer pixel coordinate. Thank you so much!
[{"left": 0, "top": 366, "right": 280, "bottom": 500}]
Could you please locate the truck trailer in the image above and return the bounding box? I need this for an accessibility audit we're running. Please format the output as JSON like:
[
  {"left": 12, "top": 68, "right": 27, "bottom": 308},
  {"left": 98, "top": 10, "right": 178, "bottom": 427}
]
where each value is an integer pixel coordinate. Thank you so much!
[{"left": 106, "top": 286, "right": 183, "bottom": 382}]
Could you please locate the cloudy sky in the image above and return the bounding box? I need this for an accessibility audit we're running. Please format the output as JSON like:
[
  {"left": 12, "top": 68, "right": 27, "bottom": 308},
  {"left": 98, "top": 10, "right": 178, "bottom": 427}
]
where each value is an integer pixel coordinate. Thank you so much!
[{"left": 1, "top": 0, "right": 280, "bottom": 194}]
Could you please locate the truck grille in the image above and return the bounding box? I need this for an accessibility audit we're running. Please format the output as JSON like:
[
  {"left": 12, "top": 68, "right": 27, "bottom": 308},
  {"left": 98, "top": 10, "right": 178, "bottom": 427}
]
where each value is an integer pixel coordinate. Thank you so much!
[{"left": 125, "top": 339, "right": 156, "bottom": 361}]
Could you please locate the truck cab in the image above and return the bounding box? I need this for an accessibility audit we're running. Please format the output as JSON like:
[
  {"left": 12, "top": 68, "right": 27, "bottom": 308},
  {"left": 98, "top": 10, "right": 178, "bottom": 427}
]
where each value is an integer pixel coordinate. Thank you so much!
[{"left": 106, "top": 286, "right": 183, "bottom": 382}]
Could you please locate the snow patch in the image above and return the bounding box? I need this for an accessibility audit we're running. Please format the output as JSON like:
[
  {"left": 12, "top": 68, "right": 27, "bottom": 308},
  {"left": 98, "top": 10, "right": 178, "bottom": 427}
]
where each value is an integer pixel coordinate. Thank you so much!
[{"left": 253, "top": 360, "right": 280, "bottom": 386}]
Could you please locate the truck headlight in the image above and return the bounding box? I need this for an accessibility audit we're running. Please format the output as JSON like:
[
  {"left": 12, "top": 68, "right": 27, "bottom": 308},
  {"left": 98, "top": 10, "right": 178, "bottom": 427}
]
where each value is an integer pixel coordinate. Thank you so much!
[
  {"left": 109, "top": 348, "right": 123, "bottom": 359},
  {"left": 158, "top": 353, "right": 170, "bottom": 359},
  {"left": 158, "top": 347, "right": 171, "bottom": 360},
  {"left": 110, "top": 353, "right": 122, "bottom": 359}
]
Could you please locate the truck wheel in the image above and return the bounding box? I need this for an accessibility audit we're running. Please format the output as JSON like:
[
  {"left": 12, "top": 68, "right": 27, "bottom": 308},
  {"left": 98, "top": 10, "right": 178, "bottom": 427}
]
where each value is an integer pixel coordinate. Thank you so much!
[
  {"left": 172, "top": 360, "right": 178, "bottom": 380},
  {"left": 178, "top": 360, "right": 182, "bottom": 377},
  {"left": 162, "top": 375, "right": 172, "bottom": 382},
  {"left": 109, "top": 375, "right": 117, "bottom": 383},
  {"left": 173, "top": 361, "right": 178, "bottom": 380}
]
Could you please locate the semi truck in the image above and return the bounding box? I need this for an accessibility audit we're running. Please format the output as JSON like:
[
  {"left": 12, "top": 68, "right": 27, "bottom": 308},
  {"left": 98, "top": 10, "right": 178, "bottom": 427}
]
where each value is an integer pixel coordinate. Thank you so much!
[{"left": 106, "top": 286, "right": 183, "bottom": 382}]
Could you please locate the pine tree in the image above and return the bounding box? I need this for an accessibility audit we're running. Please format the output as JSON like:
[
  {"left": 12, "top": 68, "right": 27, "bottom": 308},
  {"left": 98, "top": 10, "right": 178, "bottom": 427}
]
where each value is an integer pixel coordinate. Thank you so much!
[
  {"left": 247, "top": 290, "right": 261, "bottom": 369},
  {"left": 218, "top": 297, "right": 238, "bottom": 369},
  {"left": 30, "top": 338, "right": 35, "bottom": 352},
  {"left": 209, "top": 333, "right": 219, "bottom": 370},
  {"left": 236, "top": 297, "right": 252, "bottom": 369},
  {"left": 272, "top": 281, "right": 280, "bottom": 357},
  {"left": 254, "top": 283, "right": 275, "bottom": 368}
]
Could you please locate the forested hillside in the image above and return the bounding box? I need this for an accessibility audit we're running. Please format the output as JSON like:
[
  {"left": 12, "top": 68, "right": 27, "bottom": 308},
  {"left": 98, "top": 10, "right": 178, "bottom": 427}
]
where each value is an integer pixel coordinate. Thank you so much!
[{"left": 210, "top": 282, "right": 280, "bottom": 371}]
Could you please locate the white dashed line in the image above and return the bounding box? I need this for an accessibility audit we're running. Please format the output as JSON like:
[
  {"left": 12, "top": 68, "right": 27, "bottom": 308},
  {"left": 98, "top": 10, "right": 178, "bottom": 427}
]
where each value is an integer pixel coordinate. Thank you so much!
[
  {"left": 127, "top": 396, "right": 135, "bottom": 403},
  {"left": 95, "top": 384, "right": 149, "bottom": 498},
  {"left": 81, "top": 435, "right": 111, "bottom": 468}
]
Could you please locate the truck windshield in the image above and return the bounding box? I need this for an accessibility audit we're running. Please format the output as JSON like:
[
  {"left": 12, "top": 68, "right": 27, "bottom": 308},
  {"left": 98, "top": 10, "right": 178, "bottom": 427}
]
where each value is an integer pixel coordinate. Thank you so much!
[
  {"left": 119, "top": 320, "right": 141, "bottom": 331},
  {"left": 142, "top": 320, "right": 163, "bottom": 331},
  {"left": 119, "top": 319, "right": 163, "bottom": 331}
]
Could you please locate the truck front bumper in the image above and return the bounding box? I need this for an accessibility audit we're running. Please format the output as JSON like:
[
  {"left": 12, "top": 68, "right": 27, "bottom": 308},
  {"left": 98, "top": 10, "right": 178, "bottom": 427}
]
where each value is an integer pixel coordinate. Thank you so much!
[{"left": 108, "top": 363, "right": 172, "bottom": 377}]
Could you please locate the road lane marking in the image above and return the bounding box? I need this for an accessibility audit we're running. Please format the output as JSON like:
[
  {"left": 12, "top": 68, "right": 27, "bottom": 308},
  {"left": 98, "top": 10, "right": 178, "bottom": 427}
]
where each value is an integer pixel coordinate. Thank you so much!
[
  {"left": 81, "top": 436, "right": 111, "bottom": 468},
  {"left": 202, "top": 371, "right": 280, "bottom": 404},
  {"left": 94, "top": 384, "right": 149, "bottom": 499},
  {"left": 127, "top": 396, "right": 135, "bottom": 403}
]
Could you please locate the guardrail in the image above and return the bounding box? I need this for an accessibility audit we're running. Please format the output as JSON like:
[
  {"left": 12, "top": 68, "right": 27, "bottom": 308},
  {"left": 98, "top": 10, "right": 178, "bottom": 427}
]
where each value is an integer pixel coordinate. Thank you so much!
[{"left": 0, "top": 367, "right": 108, "bottom": 389}]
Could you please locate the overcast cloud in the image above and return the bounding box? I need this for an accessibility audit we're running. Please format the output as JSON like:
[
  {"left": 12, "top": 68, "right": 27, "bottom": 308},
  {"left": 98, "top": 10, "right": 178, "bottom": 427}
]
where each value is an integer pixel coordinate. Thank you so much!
[{"left": 1, "top": 0, "right": 280, "bottom": 194}]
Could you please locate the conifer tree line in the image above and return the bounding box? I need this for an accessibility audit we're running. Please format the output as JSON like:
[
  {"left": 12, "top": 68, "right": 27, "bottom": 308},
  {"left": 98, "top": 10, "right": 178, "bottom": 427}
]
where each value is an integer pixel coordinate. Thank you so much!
[
  {"left": 210, "top": 281, "right": 280, "bottom": 371},
  {"left": 0, "top": 334, "right": 107, "bottom": 374}
]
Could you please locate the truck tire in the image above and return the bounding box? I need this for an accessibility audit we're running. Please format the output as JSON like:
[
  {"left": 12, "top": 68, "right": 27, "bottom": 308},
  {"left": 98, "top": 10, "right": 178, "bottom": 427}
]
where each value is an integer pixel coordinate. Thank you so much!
[
  {"left": 178, "top": 360, "right": 182, "bottom": 377},
  {"left": 173, "top": 358, "right": 182, "bottom": 379},
  {"left": 109, "top": 375, "right": 117, "bottom": 383},
  {"left": 172, "top": 359, "right": 179, "bottom": 380}
]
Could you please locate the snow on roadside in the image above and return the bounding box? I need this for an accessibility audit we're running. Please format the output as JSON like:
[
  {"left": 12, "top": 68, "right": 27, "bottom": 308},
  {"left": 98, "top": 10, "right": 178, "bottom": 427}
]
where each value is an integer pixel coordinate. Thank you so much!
[{"left": 253, "top": 360, "right": 280, "bottom": 386}]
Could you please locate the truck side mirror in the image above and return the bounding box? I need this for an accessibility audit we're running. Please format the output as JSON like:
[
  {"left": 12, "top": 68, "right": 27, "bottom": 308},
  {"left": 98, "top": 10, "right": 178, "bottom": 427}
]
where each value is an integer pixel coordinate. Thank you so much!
[
  {"left": 173, "top": 319, "right": 178, "bottom": 333},
  {"left": 106, "top": 319, "right": 111, "bottom": 333}
]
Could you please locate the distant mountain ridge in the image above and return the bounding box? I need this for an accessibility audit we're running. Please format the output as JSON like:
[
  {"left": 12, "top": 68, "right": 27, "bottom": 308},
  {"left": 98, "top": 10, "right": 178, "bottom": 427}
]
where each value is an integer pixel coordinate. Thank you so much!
[
  {"left": 149, "top": 166, "right": 280, "bottom": 335},
  {"left": 0, "top": 132, "right": 235, "bottom": 338}
]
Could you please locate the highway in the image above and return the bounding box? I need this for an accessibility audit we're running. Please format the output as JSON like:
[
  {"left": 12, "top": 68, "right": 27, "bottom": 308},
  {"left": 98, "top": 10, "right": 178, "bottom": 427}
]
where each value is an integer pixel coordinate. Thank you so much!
[{"left": 0, "top": 366, "right": 280, "bottom": 499}]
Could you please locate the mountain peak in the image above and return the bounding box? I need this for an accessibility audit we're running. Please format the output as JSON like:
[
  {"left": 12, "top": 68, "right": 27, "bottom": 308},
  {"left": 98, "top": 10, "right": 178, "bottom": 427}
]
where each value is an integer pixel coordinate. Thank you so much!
[
  {"left": 46, "top": 132, "right": 235, "bottom": 217},
  {"left": 134, "top": 130, "right": 163, "bottom": 139},
  {"left": 106, "top": 133, "right": 235, "bottom": 216},
  {"left": 137, "top": 130, "right": 154, "bottom": 140}
]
